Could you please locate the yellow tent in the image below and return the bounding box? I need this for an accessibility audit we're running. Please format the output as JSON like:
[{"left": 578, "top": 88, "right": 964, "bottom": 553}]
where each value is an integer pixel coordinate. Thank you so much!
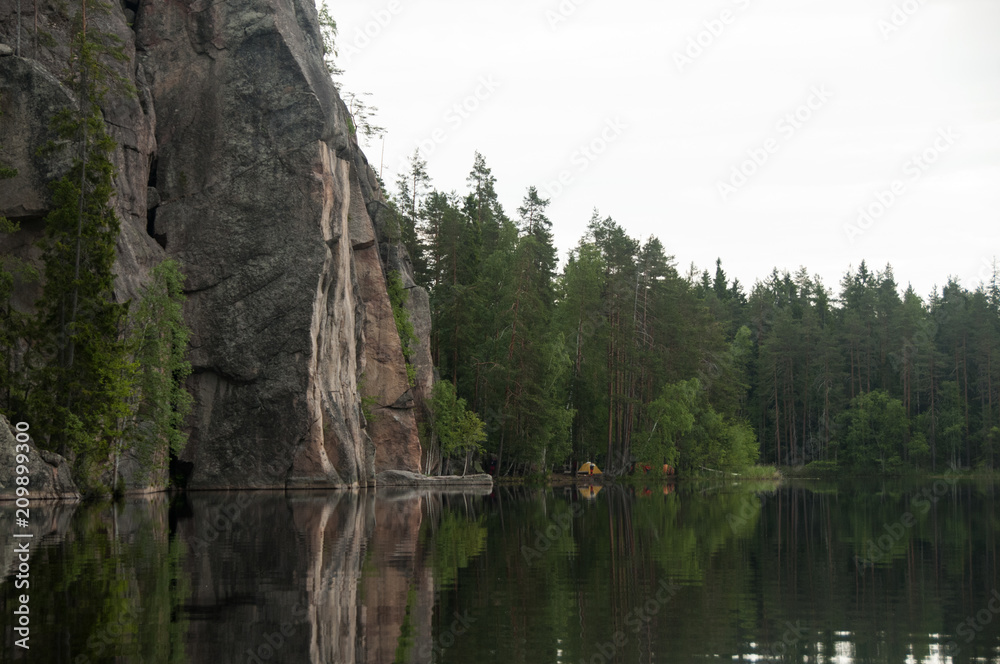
[{"left": 577, "top": 461, "right": 602, "bottom": 475}]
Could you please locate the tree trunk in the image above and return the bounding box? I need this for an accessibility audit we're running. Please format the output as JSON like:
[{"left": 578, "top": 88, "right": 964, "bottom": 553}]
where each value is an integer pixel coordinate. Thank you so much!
[{"left": 68, "top": 2, "right": 89, "bottom": 370}]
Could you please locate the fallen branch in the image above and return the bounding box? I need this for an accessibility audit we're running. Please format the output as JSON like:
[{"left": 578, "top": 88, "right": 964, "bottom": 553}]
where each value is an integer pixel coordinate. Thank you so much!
[{"left": 700, "top": 465, "right": 739, "bottom": 477}]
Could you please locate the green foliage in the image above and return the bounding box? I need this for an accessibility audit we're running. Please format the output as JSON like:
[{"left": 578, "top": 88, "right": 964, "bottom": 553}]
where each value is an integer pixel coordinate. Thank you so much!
[
  {"left": 394, "top": 150, "right": 431, "bottom": 283},
  {"left": 431, "top": 379, "right": 486, "bottom": 465},
  {"left": 634, "top": 378, "right": 699, "bottom": 467},
  {"left": 126, "top": 260, "right": 193, "bottom": 469},
  {"left": 406, "top": 143, "right": 1000, "bottom": 476},
  {"left": 676, "top": 390, "right": 759, "bottom": 472},
  {"left": 0, "top": 98, "right": 35, "bottom": 417},
  {"left": 800, "top": 459, "right": 841, "bottom": 476},
  {"left": 427, "top": 509, "right": 488, "bottom": 588},
  {"left": 28, "top": 3, "right": 133, "bottom": 463},
  {"left": 317, "top": 6, "right": 385, "bottom": 146},
  {"left": 387, "top": 270, "right": 417, "bottom": 387},
  {"left": 62, "top": 0, "right": 134, "bottom": 102},
  {"left": 4, "top": 6, "right": 194, "bottom": 490},
  {"left": 29, "top": 106, "right": 130, "bottom": 463},
  {"left": 737, "top": 464, "right": 781, "bottom": 480},
  {"left": 836, "top": 389, "right": 908, "bottom": 472},
  {"left": 358, "top": 373, "right": 378, "bottom": 423},
  {"left": 342, "top": 90, "right": 385, "bottom": 145},
  {"left": 317, "top": 4, "right": 343, "bottom": 78}
]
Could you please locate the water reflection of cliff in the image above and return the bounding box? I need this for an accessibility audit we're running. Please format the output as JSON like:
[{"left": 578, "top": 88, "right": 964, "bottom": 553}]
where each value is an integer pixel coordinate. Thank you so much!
[
  {"left": 0, "top": 488, "right": 486, "bottom": 663},
  {"left": 180, "top": 488, "right": 484, "bottom": 664}
]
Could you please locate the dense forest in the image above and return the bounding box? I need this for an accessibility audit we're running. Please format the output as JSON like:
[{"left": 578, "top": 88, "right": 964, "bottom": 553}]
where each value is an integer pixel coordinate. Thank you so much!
[{"left": 398, "top": 150, "right": 1000, "bottom": 476}]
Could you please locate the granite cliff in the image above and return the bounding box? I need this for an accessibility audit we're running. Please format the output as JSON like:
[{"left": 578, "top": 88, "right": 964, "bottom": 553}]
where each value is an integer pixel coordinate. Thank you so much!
[{"left": 0, "top": 0, "right": 432, "bottom": 490}]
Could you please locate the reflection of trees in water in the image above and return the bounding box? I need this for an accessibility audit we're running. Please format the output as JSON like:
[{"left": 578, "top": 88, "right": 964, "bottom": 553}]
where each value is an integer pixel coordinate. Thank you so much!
[
  {"left": 435, "top": 481, "right": 999, "bottom": 664},
  {"left": 3, "top": 482, "right": 996, "bottom": 663},
  {"left": 0, "top": 497, "right": 188, "bottom": 663}
]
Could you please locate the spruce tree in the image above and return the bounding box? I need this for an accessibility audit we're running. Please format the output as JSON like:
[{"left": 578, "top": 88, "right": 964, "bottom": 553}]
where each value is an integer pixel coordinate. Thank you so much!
[
  {"left": 0, "top": 97, "right": 35, "bottom": 418},
  {"left": 27, "top": 0, "right": 133, "bottom": 475}
]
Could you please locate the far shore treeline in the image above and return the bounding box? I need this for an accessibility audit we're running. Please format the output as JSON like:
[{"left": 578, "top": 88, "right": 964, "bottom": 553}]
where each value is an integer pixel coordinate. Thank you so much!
[{"left": 397, "top": 149, "right": 999, "bottom": 477}]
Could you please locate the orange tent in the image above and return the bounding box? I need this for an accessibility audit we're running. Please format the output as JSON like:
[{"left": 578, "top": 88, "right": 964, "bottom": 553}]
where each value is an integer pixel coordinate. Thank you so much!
[{"left": 577, "top": 461, "right": 602, "bottom": 476}]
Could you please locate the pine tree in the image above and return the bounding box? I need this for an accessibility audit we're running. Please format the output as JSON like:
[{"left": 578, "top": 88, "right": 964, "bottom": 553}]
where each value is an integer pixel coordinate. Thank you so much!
[
  {"left": 387, "top": 270, "right": 418, "bottom": 387},
  {"left": 395, "top": 150, "right": 431, "bottom": 282},
  {"left": 555, "top": 241, "right": 606, "bottom": 467}
]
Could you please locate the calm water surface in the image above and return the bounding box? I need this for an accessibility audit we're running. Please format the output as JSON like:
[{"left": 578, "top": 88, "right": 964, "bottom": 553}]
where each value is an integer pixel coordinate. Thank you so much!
[{"left": 2, "top": 479, "right": 998, "bottom": 663}]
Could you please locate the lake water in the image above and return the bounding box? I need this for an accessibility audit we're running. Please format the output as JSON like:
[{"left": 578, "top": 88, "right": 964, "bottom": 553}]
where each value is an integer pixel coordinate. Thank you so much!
[{"left": 2, "top": 478, "right": 998, "bottom": 663}]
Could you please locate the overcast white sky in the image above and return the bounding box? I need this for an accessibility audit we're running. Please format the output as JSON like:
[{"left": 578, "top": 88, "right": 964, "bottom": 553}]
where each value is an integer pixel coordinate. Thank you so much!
[{"left": 325, "top": 0, "right": 1000, "bottom": 300}]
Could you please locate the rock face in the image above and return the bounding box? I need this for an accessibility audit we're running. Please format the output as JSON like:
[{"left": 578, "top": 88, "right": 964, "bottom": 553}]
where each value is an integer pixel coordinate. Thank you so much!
[
  {"left": 369, "top": 203, "right": 439, "bottom": 474},
  {"left": 0, "top": 0, "right": 431, "bottom": 489},
  {"left": 351, "top": 176, "right": 423, "bottom": 475},
  {"left": 0, "top": 416, "right": 79, "bottom": 500}
]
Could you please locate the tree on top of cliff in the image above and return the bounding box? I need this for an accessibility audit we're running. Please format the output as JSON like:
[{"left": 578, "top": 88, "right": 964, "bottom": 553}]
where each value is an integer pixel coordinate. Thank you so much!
[
  {"left": 395, "top": 149, "right": 431, "bottom": 282},
  {"left": 317, "top": 4, "right": 344, "bottom": 80},
  {"left": 318, "top": 5, "right": 384, "bottom": 147},
  {"left": 342, "top": 91, "right": 385, "bottom": 146}
]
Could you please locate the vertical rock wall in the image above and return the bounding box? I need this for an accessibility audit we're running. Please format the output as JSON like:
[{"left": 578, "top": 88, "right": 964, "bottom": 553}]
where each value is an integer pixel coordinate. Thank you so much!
[{"left": 0, "top": 0, "right": 430, "bottom": 489}]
